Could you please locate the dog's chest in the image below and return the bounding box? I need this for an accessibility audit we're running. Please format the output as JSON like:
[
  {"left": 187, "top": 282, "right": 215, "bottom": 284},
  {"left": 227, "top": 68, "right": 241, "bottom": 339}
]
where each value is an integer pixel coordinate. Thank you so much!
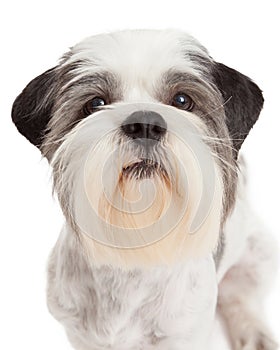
[
  {"left": 48, "top": 230, "right": 217, "bottom": 349},
  {"left": 65, "top": 261, "right": 216, "bottom": 348}
]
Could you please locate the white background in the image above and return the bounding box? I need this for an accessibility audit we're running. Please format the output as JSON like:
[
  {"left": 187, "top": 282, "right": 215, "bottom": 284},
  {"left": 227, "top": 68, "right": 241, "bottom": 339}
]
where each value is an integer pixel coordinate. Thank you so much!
[{"left": 0, "top": 0, "right": 279, "bottom": 349}]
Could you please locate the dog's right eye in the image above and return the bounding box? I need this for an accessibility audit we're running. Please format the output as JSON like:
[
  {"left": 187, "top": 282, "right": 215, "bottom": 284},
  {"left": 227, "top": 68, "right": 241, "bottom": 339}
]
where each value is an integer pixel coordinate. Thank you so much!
[
  {"left": 171, "top": 93, "right": 194, "bottom": 111},
  {"left": 83, "top": 97, "right": 106, "bottom": 116}
]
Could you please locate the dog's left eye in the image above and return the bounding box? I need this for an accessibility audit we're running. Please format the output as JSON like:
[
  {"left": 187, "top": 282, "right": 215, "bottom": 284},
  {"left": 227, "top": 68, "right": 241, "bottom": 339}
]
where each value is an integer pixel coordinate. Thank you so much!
[
  {"left": 172, "top": 93, "right": 194, "bottom": 111},
  {"left": 83, "top": 97, "right": 106, "bottom": 116}
]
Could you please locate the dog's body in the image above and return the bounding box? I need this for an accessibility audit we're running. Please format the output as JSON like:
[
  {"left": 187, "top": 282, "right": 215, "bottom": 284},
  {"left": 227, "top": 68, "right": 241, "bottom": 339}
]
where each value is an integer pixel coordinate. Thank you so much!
[
  {"left": 12, "top": 30, "right": 278, "bottom": 349},
  {"left": 47, "top": 178, "right": 277, "bottom": 350}
]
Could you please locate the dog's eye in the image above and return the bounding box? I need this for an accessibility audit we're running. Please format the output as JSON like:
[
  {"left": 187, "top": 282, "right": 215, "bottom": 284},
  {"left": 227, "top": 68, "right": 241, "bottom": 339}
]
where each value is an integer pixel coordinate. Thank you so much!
[
  {"left": 172, "top": 93, "right": 194, "bottom": 111},
  {"left": 83, "top": 97, "right": 106, "bottom": 116}
]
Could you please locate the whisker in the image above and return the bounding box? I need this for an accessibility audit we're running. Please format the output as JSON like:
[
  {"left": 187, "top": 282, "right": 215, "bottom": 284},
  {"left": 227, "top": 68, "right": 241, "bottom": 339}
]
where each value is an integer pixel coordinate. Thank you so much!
[
  {"left": 201, "top": 96, "right": 233, "bottom": 118},
  {"left": 211, "top": 152, "right": 237, "bottom": 173}
]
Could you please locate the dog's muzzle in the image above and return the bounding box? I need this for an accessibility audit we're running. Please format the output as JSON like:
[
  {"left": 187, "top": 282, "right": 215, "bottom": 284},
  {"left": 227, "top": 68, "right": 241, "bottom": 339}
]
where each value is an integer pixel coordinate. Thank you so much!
[
  {"left": 54, "top": 102, "right": 220, "bottom": 248},
  {"left": 120, "top": 110, "right": 167, "bottom": 179}
]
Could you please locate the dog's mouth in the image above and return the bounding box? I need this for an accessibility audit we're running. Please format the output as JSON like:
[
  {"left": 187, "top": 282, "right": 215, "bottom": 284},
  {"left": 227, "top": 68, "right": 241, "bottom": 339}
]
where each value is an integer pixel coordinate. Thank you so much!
[{"left": 122, "top": 159, "right": 165, "bottom": 179}]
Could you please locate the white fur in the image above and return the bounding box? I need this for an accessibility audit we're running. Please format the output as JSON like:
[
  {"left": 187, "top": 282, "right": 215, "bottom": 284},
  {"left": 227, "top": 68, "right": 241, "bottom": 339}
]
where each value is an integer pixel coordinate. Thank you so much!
[
  {"left": 49, "top": 227, "right": 218, "bottom": 350},
  {"left": 65, "top": 29, "right": 209, "bottom": 91}
]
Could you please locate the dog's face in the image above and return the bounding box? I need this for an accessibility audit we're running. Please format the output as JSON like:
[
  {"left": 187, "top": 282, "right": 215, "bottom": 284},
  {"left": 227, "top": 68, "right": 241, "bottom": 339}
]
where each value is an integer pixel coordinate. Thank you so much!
[{"left": 12, "top": 30, "right": 264, "bottom": 267}]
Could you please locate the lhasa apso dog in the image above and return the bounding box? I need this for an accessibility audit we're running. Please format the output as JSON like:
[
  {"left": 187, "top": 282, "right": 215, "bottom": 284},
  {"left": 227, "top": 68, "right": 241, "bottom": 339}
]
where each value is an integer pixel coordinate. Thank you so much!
[{"left": 12, "top": 30, "right": 278, "bottom": 350}]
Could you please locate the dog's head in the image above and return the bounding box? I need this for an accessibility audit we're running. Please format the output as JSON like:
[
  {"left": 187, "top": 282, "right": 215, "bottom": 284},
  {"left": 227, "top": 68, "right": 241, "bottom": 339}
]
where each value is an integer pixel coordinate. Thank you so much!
[{"left": 12, "top": 30, "right": 263, "bottom": 267}]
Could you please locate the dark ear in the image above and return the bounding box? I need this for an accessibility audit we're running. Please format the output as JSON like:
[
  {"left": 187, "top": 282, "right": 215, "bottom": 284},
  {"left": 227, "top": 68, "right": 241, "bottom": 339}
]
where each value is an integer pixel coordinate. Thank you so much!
[
  {"left": 213, "top": 63, "right": 264, "bottom": 152},
  {"left": 11, "top": 67, "right": 57, "bottom": 148}
]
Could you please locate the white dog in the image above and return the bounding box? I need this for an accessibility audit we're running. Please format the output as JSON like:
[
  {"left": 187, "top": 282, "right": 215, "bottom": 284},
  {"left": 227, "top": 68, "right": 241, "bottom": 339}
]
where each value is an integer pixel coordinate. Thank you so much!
[{"left": 12, "top": 30, "right": 278, "bottom": 350}]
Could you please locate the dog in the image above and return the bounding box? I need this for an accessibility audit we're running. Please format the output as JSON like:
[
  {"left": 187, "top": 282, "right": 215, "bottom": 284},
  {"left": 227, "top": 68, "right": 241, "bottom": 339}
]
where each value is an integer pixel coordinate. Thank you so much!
[{"left": 12, "top": 29, "right": 278, "bottom": 350}]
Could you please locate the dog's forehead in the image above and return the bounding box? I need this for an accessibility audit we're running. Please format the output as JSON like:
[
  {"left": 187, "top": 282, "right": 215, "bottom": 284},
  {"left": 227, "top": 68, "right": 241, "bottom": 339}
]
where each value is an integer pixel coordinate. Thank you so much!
[{"left": 66, "top": 30, "right": 209, "bottom": 79}]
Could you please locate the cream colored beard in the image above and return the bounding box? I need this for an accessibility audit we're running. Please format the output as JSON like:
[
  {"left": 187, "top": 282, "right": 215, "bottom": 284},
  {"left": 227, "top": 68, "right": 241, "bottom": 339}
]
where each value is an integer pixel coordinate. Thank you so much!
[{"left": 77, "top": 134, "right": 223, "bottom": 269}]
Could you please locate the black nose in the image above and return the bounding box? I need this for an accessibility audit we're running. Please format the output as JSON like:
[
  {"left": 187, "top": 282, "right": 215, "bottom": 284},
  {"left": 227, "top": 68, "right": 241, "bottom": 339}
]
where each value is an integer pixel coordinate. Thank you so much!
[{"left": 121, "top": 111, "right": 167, "bottom": 141}]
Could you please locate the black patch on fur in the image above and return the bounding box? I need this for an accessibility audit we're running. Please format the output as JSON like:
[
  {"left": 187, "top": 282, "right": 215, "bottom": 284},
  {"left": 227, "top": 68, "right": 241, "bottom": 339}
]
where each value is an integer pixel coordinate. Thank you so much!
[
  {"left": 11, "top": 67, "right": 57, "bottom": 148},
  {"left": 213, "top": 63, "right": 264, "bottom": 152}
]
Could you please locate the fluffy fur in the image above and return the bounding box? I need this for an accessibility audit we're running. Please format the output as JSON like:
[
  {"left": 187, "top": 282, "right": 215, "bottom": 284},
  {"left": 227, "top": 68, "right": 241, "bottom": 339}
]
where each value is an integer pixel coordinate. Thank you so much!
[{"left": 12, "top": 30, "right": 278, "bottom": 349}]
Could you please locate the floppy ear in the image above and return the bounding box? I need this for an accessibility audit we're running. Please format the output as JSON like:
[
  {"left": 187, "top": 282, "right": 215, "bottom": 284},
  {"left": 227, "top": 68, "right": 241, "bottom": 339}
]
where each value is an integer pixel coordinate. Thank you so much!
[
  {"left": 11, "top": 67, "right": 57, "bottom": 148},
  {"left": 213, "top": 63, "right": 264, "bottom": 152}
]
